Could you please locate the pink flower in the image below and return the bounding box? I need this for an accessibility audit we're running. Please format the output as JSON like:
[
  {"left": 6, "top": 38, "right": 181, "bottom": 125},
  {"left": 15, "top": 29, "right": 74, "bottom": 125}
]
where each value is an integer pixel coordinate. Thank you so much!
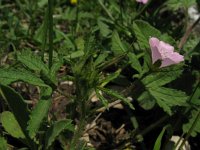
[
  {"left": 149, "top": 37, "right": 184, "bottom": 68},
  {"left": 136, "top": 0, "right": 148, "bottom": 4}
]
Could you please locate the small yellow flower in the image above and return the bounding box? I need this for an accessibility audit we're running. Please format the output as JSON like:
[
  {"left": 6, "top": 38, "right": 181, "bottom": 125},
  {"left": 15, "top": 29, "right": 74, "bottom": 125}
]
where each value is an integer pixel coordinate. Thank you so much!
[{"left": 70, "top": 0, "right": 77, "bottom": 5}]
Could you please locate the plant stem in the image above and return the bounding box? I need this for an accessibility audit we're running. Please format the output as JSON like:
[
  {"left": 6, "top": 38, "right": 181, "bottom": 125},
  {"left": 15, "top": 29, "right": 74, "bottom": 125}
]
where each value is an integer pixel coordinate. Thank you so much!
[
  {"left": 177, "top": 109, "right": 200, "bottom": 150},
  {"left": 178, "top": 16, "right": 200, "bottom": 50},
  {"left": 48, "top": 0, "right": 54, "bottom": 69}
]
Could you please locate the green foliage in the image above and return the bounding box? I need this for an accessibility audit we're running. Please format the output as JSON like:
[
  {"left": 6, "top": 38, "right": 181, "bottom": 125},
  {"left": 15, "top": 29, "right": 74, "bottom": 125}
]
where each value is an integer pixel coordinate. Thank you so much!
[
  {"left": 27, "top": 99, "right": 52, "bottom": 139},
  {"left": 97, "top": 18, "right": 112, "bottom": 37},
  {"left": 128, "top": 52, "right": 142, "bottom": 74},
  {"left": 132, "top": 20, "right": 161, "bottom": 50},
  {"left": 45, "top": 120, "right": 74, "bottom": 149},
  {"left": 111, "top": 30, "right": 127, "bottom": 55},
  {"left": 0, "top": 84, "right": 30, "bottom": 134},
  {"left": 0, "top": 69, "right": 46, "bottom": 86},
  {"left": 166, "top": 0, "right": 196, "bottom": 10},
  {"left": 149, "top": 87, "right": 188, "bottom": 115},
  {"left": 17, "top": 50, "right": 48, "bottom": 74},
  {"left": 140, "top": 68, "right": 187, "bottom": 115},
  {"left": 142, "top": 69, "right": 183, "bottom": 88},
  {"left": 0, "top": 137, "right": 8, "bottom": 150},
  {"left": 97, "top": 86, "right": 135, "bottom": 110},
  {"left": 153, "top": 125, "right": 171, "bottom": 150},
  {"left": 1, "top": 111, "right": 25, "bottom": 139},
  {"left": 183, "top": 110, "right": 200, "bottom": 137}
]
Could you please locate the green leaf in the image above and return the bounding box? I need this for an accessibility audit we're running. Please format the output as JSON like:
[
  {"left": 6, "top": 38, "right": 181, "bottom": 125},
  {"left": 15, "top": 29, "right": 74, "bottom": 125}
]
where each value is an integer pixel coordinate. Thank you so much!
[
  {"left": 27, "top": 99, "right": 52, "bottom": 139},
  {"left": 95, "top": 89, "right": 109, "bottom": 108},
  {"left": 137, "top": 91, "right": 155, "bottom": 110},
  {"left": 94, "top": 52, "right": 109, "bottom": 67},
  {"left": 17, "top": 50, "right": 49, "bottom": 74},
  {"left": 0, "top": 84, "right": 30, "bottom": 134},
  {"left": 183, "top": 110, "right": 200, "bottom": 137},
  {"left": 142, "top": 69, "right": 182, "bottom": 88},
  {"left": 153, "top": 125, "right": 171, "bottom": 150},
  {"left": 0, "top": 69, "right": 46, "bottom": 86},
  {"left": 45, "top": 119, "right": 74, "bottom": 149},
  {"left": 97, "top": 18, "right": 112, "bottom": 37},
  {"left": 1, "top": 111, "right": 25, "bottom": 139},
  {"left": 128, "top": 52, "right": 142, "bottom": 73},
  {"left": 111, "top": 30, "right": 127, "bottom": 55},
  {"left": 98, "top": 87, "right": 135, "bottom": 110},
  {"left": 37, "top": 0, "right": 48, "bottom": 8},
  {"left": 132, "top": 20, "right": 161, "bottom": 49},
  {"left": 149, "top": 87, "right": 188, "bottom": 115},
  {"left": 100, "top": 69, "right": 121, "bottom": 87},
  {"left": 0, "top": 136, "right": 8, "bottom": 150},
  {"left": 167, "top": 0, "right": 196, "bottom": 10}
]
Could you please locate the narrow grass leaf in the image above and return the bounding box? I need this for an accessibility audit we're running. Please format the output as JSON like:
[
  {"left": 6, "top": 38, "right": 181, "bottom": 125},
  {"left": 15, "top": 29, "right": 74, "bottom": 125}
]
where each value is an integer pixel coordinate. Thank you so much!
[{"left": 153, "top": 125, "right": 171, "bottom": 150}]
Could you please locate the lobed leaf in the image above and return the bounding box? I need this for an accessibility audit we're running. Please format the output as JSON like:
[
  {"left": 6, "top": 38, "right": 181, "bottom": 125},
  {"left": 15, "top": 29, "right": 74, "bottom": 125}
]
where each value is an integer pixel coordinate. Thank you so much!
[
  {"left": 17, "top": 50, "right": 49, "bottom": 74},
  {"left": 182, "top": 109, "right": 200, "bottom": 137},
  {"left": 142, "top": 69, "right": 182, "bottom": 88},
  {"left": 0, "top": 69, "right": 46, "bottom": 86},
  {"left": 111, "top": 30, "right": 127, "bottom": 55},
  {"left": 149, "top": 87, "right": 188, "bottom": 115},
  {"left": 128, "top": 52, "right": 142, "bottom": 74},
  {"left": 98, "top": 87, "right": 135, "bottom": 110},
  {"left": 132, "top": 20, "right": 161, "bottom": 50}
]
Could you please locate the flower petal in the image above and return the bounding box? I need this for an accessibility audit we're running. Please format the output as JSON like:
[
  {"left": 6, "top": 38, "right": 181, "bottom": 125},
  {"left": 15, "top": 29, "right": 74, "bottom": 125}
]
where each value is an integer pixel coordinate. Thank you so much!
[
  {"left": 158, "top": 41, "right": 174, "bottom": 59},
  {"left": 160, "top": 58, "right": 176, "bottom": 68},
  {"left": 136, "top": 0, "right": 148, "bottom": 4},
  {"left": 149, "top": 37, "right": 162, "bottom": 63},
  {"left": 168, "top": 52, "right": 184, "bottom": 63}
]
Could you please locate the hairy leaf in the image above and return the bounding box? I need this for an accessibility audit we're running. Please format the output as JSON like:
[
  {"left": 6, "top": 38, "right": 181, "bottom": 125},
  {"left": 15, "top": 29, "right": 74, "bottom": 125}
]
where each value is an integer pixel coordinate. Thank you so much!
[
  {"left": 142, "top": 69, "right": 182, "bottom": 88},
  {"left": 17, "top": 50, "right": 48, "bottom": 74},
  {"left": 111, "top": 30, "right": 127, "bottom": 55},
  {"left": 183, "top": 110, "right": 200, "bottom": 137},
  {"left": 149, "top": 87, "right": 188, "bottom": 115},
  {"left": 98, "top": 18, "right": 112, "bottom": 37},
  {"left": 98, "top": 87, "right": 135, "bottom": 110},
  {"left": 0, "top": 69, "right": 46, "bottom": 86},
  {"left": 128, "top": 52, "right": 142, "bottom": 73},
  {"left": 167, "top": 0, "right": 196, "bottom": 10},
  {"left": 45, "top": 120, "right": 74, "bottom": 149},
  {"left": 132, "top": 20, "right": 161, "bottom": 49},
  {"left": 1, "top": 111, "right": 25, "bottom": 139}
]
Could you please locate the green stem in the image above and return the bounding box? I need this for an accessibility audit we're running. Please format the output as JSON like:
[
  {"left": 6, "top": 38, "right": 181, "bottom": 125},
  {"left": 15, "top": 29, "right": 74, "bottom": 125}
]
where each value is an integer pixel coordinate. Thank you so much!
[
  {"left": 71, "top": 99, "right": 86, "bottom": 149},
  {"left": 48, "top": 0, "right": 54, "bottom": 69},
  {"left": 177, "top": 109, "right": 200, "bottom": 150}
]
